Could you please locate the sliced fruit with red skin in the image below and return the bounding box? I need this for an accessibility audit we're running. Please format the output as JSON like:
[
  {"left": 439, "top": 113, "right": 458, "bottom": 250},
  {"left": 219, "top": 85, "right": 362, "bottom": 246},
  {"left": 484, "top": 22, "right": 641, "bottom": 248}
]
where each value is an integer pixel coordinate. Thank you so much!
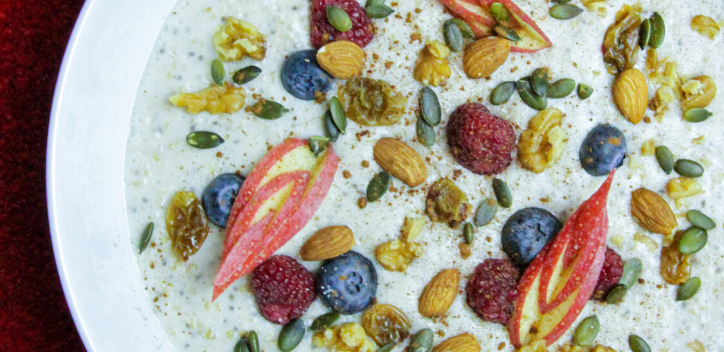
[
  {"left": 478, "top": 0, "right": 552, "bottom": 53},
  {"left": 437, "top": 0, "right": 494, "bottom": 36},
  {"left": 508, "top": 172, "right": 614, "bottom": 347}
]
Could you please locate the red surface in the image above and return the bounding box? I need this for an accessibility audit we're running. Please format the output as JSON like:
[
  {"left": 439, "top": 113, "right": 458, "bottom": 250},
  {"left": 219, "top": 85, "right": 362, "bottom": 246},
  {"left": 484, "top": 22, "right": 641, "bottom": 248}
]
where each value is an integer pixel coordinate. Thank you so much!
[{"left": 0, "top": 1, "right": 87, "bottom": 351}]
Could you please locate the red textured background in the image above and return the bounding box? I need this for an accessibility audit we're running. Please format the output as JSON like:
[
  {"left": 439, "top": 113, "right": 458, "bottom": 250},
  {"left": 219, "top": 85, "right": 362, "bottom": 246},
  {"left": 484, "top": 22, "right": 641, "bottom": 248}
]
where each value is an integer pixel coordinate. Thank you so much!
[{"left": 0, "top": 1, "right": 87, "bottom": 351}]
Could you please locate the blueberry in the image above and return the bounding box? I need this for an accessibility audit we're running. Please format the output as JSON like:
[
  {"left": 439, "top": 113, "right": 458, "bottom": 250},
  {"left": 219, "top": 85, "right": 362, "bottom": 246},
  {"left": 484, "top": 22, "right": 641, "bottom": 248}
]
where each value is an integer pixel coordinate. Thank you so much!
[
  {"left": 502, "top": 207, "right": 562, "bottom": 267},
  {"left": 579, "top": 124, "right": 627, "bottom": 176},
  {"left": 316, "top": 251, "right": 377, "bottom": 314},
  {"left": 281, "top": 50, "right": 335, "bottom": 100},
  {"left": 201, "top": 173, "right": 245, "bottom": 227}
]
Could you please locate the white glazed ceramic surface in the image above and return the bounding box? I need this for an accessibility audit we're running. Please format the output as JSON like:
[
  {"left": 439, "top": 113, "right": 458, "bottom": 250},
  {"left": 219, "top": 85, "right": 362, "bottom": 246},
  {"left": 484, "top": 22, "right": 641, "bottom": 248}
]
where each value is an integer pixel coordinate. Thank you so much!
[{"left": 47, "top": 0, "right": 176, "bottom": 351}]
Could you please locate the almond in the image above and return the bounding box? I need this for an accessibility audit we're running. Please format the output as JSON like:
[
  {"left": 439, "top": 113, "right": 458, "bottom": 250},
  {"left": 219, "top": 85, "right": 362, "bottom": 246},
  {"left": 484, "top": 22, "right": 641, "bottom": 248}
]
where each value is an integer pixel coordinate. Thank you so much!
[
  {"left": 612, "top": 68, "right": 648, "bottom": 124},
  {"left": 373, "top": 138, "right": 428, "bottom": 187},
  {"left": 631, "top": 188, "right": 676, "bottom": 235},
  {"left": 462, "top": 37, "right": 510, "bottom": 79},
  {"left": 419, "top": 269, "right": 460, "bottom": 318},
  {"left": 316, "top": 41, "right": 365, "bottom": 80},
  {"left": 300, "top": 226, "right": 354, "bottom": 261},
  {"left": 431, "top": 333, "right": 481, "bottom": 352}
]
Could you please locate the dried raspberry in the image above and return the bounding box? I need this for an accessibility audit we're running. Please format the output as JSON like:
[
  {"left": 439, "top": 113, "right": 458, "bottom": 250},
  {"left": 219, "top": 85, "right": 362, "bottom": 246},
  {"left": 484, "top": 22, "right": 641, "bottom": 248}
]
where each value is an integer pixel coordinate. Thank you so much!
[
  {"left": 446, "top": 103, "right": 516, "bottom": 175},
  {"left": 591, "top": 247, "right": 624, "bottom": 301},
  {"left": 465, "top": 258, "right": 521, "bottom": 324},
  {"left": 310, "top": 0, "right": 374, "bottom": 49},
  {"left": 251, "top": 255, "right": 316, "bottom": 324}
]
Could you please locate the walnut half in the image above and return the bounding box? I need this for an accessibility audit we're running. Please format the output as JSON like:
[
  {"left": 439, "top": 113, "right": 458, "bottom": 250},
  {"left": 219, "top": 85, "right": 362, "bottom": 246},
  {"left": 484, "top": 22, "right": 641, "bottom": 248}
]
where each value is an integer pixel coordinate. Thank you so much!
[{"left": 518, "top": 108, "right": 568, "bottom": 173}]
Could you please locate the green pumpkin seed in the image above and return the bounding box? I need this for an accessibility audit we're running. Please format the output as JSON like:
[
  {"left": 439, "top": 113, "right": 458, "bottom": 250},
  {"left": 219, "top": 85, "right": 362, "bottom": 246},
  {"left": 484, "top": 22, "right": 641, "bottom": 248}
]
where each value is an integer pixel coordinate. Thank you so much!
[
  {"left": 326, "top": 6, "right": 352, "bottom": 32},
  {"left": 490, "top": 3, "right": 511, "bottom": 23},
  {"left": 674, "top": 159, "right": 704, "bottom": 178},
  {"left": 251, "top": 99, "right": 289, "bottom": 120},
  {"left": 605, "top": 284, "right": 628, "bottom": 304},
  {"left": 550, "top": 4, "right": 583, "bottom": 20},
  {"left": 323, "top": 110, "right": 340, "bottom": 142},
  {"left": 378, "top": 343, "right": 396, "bottom": 352},
  {"left": 474, "top": 198, "right": 498, "bottom": 226},
  {"left": 573, "top": 315, "right": 599, "bottom": 346},
  {"left": 494, "top": 25, "right": 521, "bottom": 42},
  {"left": 309, "top": 136, "right": 330, "bottom": 158},
  {"left": 463, "top": 223, "right": 474, "bottom": 244},
  {"left": 686, "top": 210, "right": 716, "bottom": 230},
  {"left": 211, "top": 59, "right": 225, "bottom": 85},
  {"left": 552, "top": 0, "right": 572, "bottom": 3},
  {"left": 365, "top": 0, "right": 385, "bottom": 7},
  {"left": 577, "top": 84, "right": 593, "bottom": 99},
  {"left": 618, "top": 258, "right": 643, "bottom": 288},
  {"left": 683, "top": 108, "right": 713, "bottom": 122},
  {"left": 492, "top": 178, "right": 512, "bottom": 208},
  {"left": 638, "top": 19, "right": 651, "bottom": 50},
  {"left": 367, "top": 172, "right": 391, "bottom": 202},
  {"left": 310, "top": 312, "right": 340, "bottom": 331},
  {"left": 546, "top": 79, "right": 575, "bottom": 98},
  {"left": 530, "top": 68, "right": 549, "bottom": 96},
  {"left": 678, "top": 226, "right": 708, "bottom": 254},
  {"left": 516, "top": 78, "right": 547, "bottom": 110},
  {"left": 655, "top": 145, "right": 674, "bottom": 174},
  {"left": 628, "top": 335, "right": 651, "bottom": 352},
  {"left": 447, "top": 18, "right": 475, "bottom": 39},
  {"left": 648, "top": 12, "right": 665, "bottom": 49},
  {"left": 366, "top": 4, "right": 394, "bottom": 18},
  {"left": 329, "top": 97, "right": 347, "bottom": 134},
  {"left": 186, "top": 131, "right": 225, "bottom": 149},
  {"left": 138, "top": 222, "right": 154, "bottom": 254},
  {"left": 420, "top": 87, "right": 442, "bottom": 126},
  {"left": 416, "top": 118, "right": 436, "bottom": 147},
  {"left": 246, "top": 331, "right": 259, "bottom": 352},
  {"left": 232, "top": 66, "right": 261, "bottom": 85},
  {"left": 490, "top": 81, "right": 515, "bottom": 105},
  {"left": 278, "top": 319, "right": 305, "bottom": 352},
  {"left": 443, "top": 20, "right": 465, "bottom": 52},
  {"left": 676, "top": 277, "right": 701, "bottom": 301},
  {"left": 408, "top": 329, "right": 434, "bottom": 352},
  {"left": 234, "top": 336, "right": 250, "bottom": 352}
]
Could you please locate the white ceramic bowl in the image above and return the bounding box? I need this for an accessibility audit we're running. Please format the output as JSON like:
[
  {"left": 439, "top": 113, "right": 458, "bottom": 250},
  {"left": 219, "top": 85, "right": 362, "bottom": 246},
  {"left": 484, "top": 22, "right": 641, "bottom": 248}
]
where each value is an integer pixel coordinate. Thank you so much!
[{"left": 47, "top": 0, "right": 177, "bottom": 350}]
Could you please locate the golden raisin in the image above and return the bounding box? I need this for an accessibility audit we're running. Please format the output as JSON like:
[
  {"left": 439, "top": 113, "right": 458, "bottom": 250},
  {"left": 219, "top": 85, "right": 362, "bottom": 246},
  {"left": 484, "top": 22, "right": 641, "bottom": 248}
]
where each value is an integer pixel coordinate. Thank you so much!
[
  {"left": 165, "top": 191, "right": 209, "bottom": 261},
  {"left": 425, "top": 178, "right": 471, "bottom": 229},
  {"left": 361, "top": 304, "right": 411, "bottom": 346},
  {"left": 413, "top": 40, "right": 452, "bottom": 87},
  {"left": 681, "top": 75, "right": 717, "bottom": 111},
  {"left": 169, "top": 82, "right": 245, "bottom": 114},
  {"left": 602, "top": 5, "right": 642, "bottom": 74},
  {"left": 337, "top": 77, "right": 408, "bottom": 126},
  {"left": 660, "top": 240, "right": 692, "bottom": 285},
  {"left": 212, "top": 17, "right": 266, "bottom": 61}
]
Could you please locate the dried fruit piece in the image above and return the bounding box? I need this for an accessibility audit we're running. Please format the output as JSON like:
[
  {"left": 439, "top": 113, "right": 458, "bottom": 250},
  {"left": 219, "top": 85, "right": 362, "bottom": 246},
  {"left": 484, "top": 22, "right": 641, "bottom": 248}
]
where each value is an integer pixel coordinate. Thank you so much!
[
  {"left": 338, "top": 77, "right": 407, "bottom": 126},
  {"left": 602, "top": 5, "right": 642, "bottom": 74},
  {"left": 166, "top": 191, "right": 209, "bottom": 260},
  {"left": 373, "top": 138, "right": 428, "bottom": 187},
  {"left": 660, "top": 242, "right": 692, "bottom": 285},
  {"left": 414, "top": 41, "right": 452, "bottom": 87},
  {"left": 691, "top": 15, "right": 720, "bottom": 39},
  {"left": 375, "top": 239, "right": 423, "bottom": 272},
  {"left": 666, "top": 177, "right": 703, "bottom": 207},
  {"left": 630, "top": 188, "right": 676, "bottom": 235},
  {"left": 682, "top": 75, "right": 717, "bottom": 110},
  {"left": 465, "top": 258, "right": 520, "bottom": 324},
  {"left": 613, "top": 68, "right": 648, "bottom": 124},
  {"left": 316, "top": 41, "right": 366, "bottom": 79},
  {"left": 419, "top": 269, "right": 461, "bottom": 318},
  {"left": 310, "top": 0, "right": 374, "bottom": 49},
  {"left": 361, "top": 304, "right": 411, "bottom": 346},
  {"left": 212, "top": 17, "right": 266, "bottom": 61},
  {"left": 431, "top": 333, "right": 481, "bottom": 352},
  {"left": 170, "top": 82, "right": 245, "bottom": 114},
  {"left": 300, "top": 226, "right": 355, "bottom": 261},
  {"left": 463, "top": 37, "right": 511, "bottom": 79},
  {"left": 518, "top": 108, "right": 567, "bottom": 173},
  {"left": 312, "top": 322, "right": 378, "bottom": 352},
  {"left": 425, "top": 178, "right": 471, "bottom": 229}
]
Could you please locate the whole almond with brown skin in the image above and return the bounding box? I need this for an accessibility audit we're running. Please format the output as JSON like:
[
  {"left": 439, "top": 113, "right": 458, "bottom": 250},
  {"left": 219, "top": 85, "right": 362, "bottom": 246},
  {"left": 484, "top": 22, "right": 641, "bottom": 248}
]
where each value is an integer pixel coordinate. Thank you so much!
[
  {"left": 463, "top": 37, "right": 510, "bottom": 79},
  {"left": 631, "top": 188, "right": 676, "bottom": 235},
  {"left": 419, "top": 269, "right": 460, "bottom": 318},
  {"left": 300, "top": 226, "right": 354, "bottom": 261},
  {"left": 612, "top": 68, "right": 648, "bottom": 124},
  {"left": 316, "top": 41, "right": 365, "bottom": 80},
  {"left": 373, "top": 138, "right": 428, "bottom": 187},
  {"left": 431, "top": 333, "right": 481, "bottom": 352}
]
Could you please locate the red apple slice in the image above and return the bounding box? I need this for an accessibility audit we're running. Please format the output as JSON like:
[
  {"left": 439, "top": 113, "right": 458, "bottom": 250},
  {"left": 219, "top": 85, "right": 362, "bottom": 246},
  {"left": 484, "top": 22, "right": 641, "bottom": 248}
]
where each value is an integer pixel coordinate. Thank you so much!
[
  {"left": 478, "top": 0, "right": 552, "bottom": 53},
  {"left": 508, "top": 172, "right": 615, "bottom": 347},
  {"left": 438, "top": 0, "right": 495, "bottom": 36}
]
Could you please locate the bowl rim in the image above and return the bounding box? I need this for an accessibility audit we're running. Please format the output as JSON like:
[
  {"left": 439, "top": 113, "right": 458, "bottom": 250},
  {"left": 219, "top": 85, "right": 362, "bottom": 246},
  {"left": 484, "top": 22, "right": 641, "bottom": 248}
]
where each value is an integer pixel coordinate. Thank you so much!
[{"left": 47, "top": 0, "right": 176, "bottom": 350}]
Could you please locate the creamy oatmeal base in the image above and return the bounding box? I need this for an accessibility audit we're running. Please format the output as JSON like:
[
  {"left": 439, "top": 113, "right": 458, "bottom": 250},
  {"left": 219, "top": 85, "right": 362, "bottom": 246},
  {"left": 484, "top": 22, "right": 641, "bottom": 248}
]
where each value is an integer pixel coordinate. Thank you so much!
[{"left": 124, "top": 0, "right": 724, "bottom": 351}]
